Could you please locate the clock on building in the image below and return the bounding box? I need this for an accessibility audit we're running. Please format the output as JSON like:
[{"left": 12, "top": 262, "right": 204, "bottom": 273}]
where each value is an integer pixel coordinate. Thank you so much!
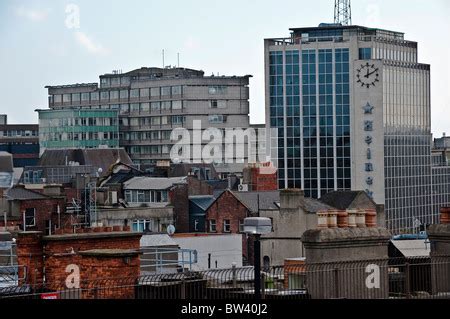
[{"left": 356, "top": 63, "right": 380, "bottom": 88}]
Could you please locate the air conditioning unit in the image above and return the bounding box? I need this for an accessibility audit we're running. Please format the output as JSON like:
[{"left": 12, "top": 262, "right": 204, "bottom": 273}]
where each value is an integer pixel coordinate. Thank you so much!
[{"left": 238, "top": 184, "right": 249, "bottom": 192}]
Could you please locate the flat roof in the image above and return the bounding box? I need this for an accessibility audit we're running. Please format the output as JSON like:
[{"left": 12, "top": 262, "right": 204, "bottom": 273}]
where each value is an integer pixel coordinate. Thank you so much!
[
  {"left": 289, "top": 24, "right": 405, "bottom": 36},
  {"left": 45, "top": 83, "right": 98, "bottom": 89}
]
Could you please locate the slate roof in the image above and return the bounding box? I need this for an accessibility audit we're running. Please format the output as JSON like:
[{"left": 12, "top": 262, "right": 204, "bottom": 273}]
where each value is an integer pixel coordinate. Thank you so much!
[
  {"left": 5, "top": 187, "right": 49, "bottom": 200},
  {"left": 320, "top": 191, "right": 375, "bottom": 210},
  {"left": 303, "top": 198, "right": 335, "bottom": 213},
  {"left": 189, "top": 196, "right": 216, "bottom": 211},
  {"left": 124, "top": 176, "right": 187, "bottom": 190},
  {"left": 38, "top": 149, "right": 132, "bottom": 177},
  {"left": 231, "top": 191, "right": 281, "bottom": 212}
]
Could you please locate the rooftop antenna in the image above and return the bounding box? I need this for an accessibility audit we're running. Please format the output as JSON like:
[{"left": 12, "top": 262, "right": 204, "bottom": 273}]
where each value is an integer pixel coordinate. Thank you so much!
[
  {"left": 177, "top": 53, "right": 180, "bottom": 68},
  {"left": 334, "top": 0, "right": 352, "bottom": 25}
]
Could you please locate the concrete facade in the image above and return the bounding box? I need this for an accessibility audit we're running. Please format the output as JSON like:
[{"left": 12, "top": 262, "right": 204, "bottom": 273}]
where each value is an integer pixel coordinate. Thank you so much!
[{"left": 44, "top": 67, "right": 252, "bottom": 176}]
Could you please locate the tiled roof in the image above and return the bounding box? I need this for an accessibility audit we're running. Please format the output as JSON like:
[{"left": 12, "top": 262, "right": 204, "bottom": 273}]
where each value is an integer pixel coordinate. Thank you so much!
[
  {"left": 320, "top": 191, "right": 374, "bottom": 210},
  {"left": 231, "top": 191, "right": 281, "bottom": 212}
]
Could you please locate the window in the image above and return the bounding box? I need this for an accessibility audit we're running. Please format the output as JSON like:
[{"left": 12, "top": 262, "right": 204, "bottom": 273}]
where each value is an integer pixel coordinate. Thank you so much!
[
  {"left": 239, "top": 220, "right": 245, "bottom": 233},
  {"left": 100, "top": 91, "right": 109, "bottom": 101},
  {"left": 110, "top": 90, "right": 119, "bottom": 100},
  {"left": 172, "top": 86, "right": 182, "bottom": 95},
  {"left": 53, "top": 95, "right": 62, "bottom": 103},
  {"left": 150, "top": 87, "right": 160, "bottom": 97},
  {"left": 151, "top": 117, "right": 161, "bottom": 125},
  {"left": 209, "top": 220, "right": 217, "bottom": 232},
  {"left": 210, "top": 100, "right": 218, "bottom": 109},
  {"left": 141, "top": 103, "right": 150, "bottom": 113},
  {"left": 72, "top": 93, "right": 80, "bottom": 102},
  {"left": 130, "top": 89, "right": 139, "bottom": 98},
  {"left": 161, "top": 87, "right": 171, "bottom": 96},
  {"left": 224, "top": 220, "right": 231, "bottom": 233},
  {"left": 111, "top": 77, "right": 120, "bottom": 86},
  {"left": 140, "top": 88, "right": 149, "bottom": 98},
  {"left": 63, "top": 94, "right": 71, "bottom": 103},
  {"left": 25, "top": 208, "right": 36, "bottom": 227},
  {"left": 172, "top": 101, "right": 183, "bottom": 110},
  {"left": 359, "top": 48, "right": 372, "bottom": 60},
  {"left": 130, "top": 103, "right": 140, "bottom": 113},
  {"left": 161, "top": 101, "right": 171, "bottom": 111},
  {"left": 81, "top": 93, "right": 90, "bottom": 102},
  {"left": 132, "top": 220, "right": 152, "bottom": 233},
  {"left": 172, "top": 116, "right": 185, "bottom": 125},
  {"left": 209, "top": 86, "right": 227, "bottom": 95},
  {"left": 120, "top": 90, "right": 129, "bottom": 99},
  {"left": 209, "top": 115, "right": 226, "bottom": 124},
  {"left": 91, "top": 92, "right": 99, "bottom": 101},
  {"left": 151, "top": 102, "right": 161, "bottom": 112}
]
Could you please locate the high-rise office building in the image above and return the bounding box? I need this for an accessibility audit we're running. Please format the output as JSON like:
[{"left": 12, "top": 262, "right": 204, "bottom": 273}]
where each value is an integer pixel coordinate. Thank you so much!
[
  {"left": 265, "top": 24, "right": 442, "bottom": 233},
  {"left": 43, "top": 67, "right": 251, "bottom": 176}
]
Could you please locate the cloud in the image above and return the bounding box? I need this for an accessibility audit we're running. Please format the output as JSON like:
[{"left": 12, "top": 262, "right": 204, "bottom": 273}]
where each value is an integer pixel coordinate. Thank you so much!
[
  {"left": 74, "top": 31, "right": 110, "bottom": 56},
  {"left": 15, "top": 6, "right": 50, "bottom": 22}
]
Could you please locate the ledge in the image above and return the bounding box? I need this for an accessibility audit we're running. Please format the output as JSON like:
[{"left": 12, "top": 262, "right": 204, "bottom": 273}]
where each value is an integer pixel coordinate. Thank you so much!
[
  {"left": 302, "top": 228, "right": 391, "bottom": 245},
  {"left": 42, "top": 232, "right": 142, "bottom": 242},
  {"left": 79, "top": 249, "right": 141, "bottom": 258}
]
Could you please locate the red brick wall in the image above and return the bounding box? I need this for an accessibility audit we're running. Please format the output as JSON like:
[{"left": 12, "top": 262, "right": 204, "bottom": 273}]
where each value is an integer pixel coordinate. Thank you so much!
[
  {"left": 206, "top": 191, "right": 250, "bottom": 263},
  {"left": 19, "top": 198, "right": 66, "bottom": 233},
  {"left": 187, "top": 176, "right": 214, "bottom": 196},
  {"left": 251, "top": 168, "right": 278, "bottom": 191},
  {"left": 16, "top": 232, "right": 44, "bottom": 288}
]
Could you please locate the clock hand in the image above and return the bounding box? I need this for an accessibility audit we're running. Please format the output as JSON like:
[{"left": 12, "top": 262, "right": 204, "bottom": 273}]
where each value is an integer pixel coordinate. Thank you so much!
[{"left": 366, "top": 68, "right": 379, "bottom": 78}]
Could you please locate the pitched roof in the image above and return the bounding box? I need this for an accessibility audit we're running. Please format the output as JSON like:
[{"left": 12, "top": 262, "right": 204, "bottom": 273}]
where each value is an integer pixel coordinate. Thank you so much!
[
  {"left": 319, "top": 191, "right": 375, "bottom": 210},
  {"left": 231, "top": 191, "right": 281, "bottom": 213},
  {"left": 38, "top": 149, "right": 132, "bottom": 177},
  {"left": 189, "top": 196, "right": 216, "bottom": 211},
  {"left": 303, "top": 198, "right": 335, "bottom": 213},
  {"left": 391, "top": 240, "right": 431, "bottom": 258},
  {"left": 5, "top": 187, "right": 49, "bottom": 200},
  {"left": 124, "top": 176, "right": 187, "bottom": 190}
]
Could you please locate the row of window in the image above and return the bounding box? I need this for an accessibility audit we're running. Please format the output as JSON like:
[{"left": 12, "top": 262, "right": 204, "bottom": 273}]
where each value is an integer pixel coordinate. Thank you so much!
[
  {"left": 50, "top": 86, "right": 230, "bottom": 106},
  {"left": 207, "top": 219, "right": 245, "bottom": 233},
  {"left": 0, "top": 130, "right": 38, "bottom": 137},
  {"left": 124, "top": 190, "right": 169, "bottom": 204}
]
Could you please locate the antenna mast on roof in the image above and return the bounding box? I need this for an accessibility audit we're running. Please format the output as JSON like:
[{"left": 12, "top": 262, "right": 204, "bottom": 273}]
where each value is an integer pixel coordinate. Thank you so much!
[{"left": 334, "top": 0, "right": 352, "bottom": 25}]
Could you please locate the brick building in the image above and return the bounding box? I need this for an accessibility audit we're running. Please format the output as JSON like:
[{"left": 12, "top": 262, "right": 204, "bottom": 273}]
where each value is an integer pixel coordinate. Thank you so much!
[
  {"left": 0, "top": 186, "right": 66, "bottom": 234},
  {"left": 17, "top": 228, "right": 142, "bottom": 299}
]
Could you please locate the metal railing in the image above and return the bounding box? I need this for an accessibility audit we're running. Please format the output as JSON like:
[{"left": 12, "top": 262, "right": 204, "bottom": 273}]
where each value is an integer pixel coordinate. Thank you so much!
[
  {"left": 140, "top": 247, "right": 198, "bottom": 274},
  {"left": 1, "top": 257, "right": 449, "bottom": 300}
]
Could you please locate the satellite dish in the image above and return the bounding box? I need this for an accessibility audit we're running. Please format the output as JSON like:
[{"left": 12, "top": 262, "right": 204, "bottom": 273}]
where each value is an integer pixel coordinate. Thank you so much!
[{"left": 167, "top": 225, "right": 176, "bottom": 236}]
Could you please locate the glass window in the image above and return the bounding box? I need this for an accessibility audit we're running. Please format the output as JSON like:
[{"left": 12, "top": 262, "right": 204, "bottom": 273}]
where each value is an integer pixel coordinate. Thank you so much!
[
  {"left": 100, "top": 91, "right": 109, "bottom": 101},
  {"left": 72, "top": 93, "right": 80, "bottom": 102},
  {"left": 209, "top": 115, "right": 226, "bottom": 124},
  {"left": 110, "top": 90, "right": 119, "bottom": 100},
  {"left": 63, "top": 94, "right": 71, "bottom": 103},
  {"left": 140, "top": 88, "right": 149, "bottom": 98},
  {"left": 151, "top": 102, "right": 161, "bottom": 112},
  {"left": 209, "top": 220, "right": 217, "bottom": 232},
  {"left": 151, "top": 117, "right": 161, "bottom": 125},
  {"left": 54, "top": 95, "right": 62, "bottom": 103},
  {"left": 172, "top": 86, "right": 182, "bottom": 95},
  {"left": 130, "top": 103, "right": 140, "bottom": 113},
  {"left": 111, "top": 77, "right": 120, "bottom": 86},
  {"left": 172, "top": 101, "right": 183, "bottom": 110},
  {"left": 130, "top": 89, "right": 139, "bottom": 98},
  {"left": 81, "top": 93, "right": 90, "bottom": 101},
  {"left": 172, "top": 116, "right": 184, "bottom": 125},
  {"left": 141, "top": 103, "right": 150, "bottom": 113},
  {"left": 161, "top": 116, "right": 169, "bottom": 125},
  {"left": 91, "top": 92, "right": 99, "bottom": 101},
  {"left": 25, "top": 208, "right": 36, "bottom": 227},
  {"left": 120, "top": 90, "right": 129, "bottom": 99},
  {"left": 359, "top": 48, "right": 372, "bottom": 60},
  {"left": 161, "top": 87, "right": 171, "bottom": 96},
  {"left": 151, "top": 87, "right": 160, "bottom": 97},
  {"left": 161, "top": 101, "right": 171, "bottom": 111},
  {"left": 223, "top": 220, "right": 231, "bottom": 233}
]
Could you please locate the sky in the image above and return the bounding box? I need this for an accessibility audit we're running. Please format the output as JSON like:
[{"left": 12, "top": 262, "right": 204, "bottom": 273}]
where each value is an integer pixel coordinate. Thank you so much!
[{"left": 0, "top": 0, "right": 449, "bottom": 136}]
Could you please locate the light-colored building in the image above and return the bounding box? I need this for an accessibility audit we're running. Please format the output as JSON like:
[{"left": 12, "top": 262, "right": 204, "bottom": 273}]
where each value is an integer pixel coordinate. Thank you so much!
[
  {"left": 44, "top": 67, "right": 252, "bottom": 176},
  {"left": 265, "top": 24, "right": 439, "bottom": 233}
]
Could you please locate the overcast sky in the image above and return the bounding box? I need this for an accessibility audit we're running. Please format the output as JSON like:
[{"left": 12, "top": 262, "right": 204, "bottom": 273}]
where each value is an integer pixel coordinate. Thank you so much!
[{"left": 0, "top": 0, "right": 449, "bottom": 136}]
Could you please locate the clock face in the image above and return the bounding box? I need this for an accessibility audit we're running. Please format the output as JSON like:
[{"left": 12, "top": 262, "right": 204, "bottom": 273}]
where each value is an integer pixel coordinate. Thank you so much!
[{"left": 356, "top": 62, "right": 380, "bottom": 88}]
